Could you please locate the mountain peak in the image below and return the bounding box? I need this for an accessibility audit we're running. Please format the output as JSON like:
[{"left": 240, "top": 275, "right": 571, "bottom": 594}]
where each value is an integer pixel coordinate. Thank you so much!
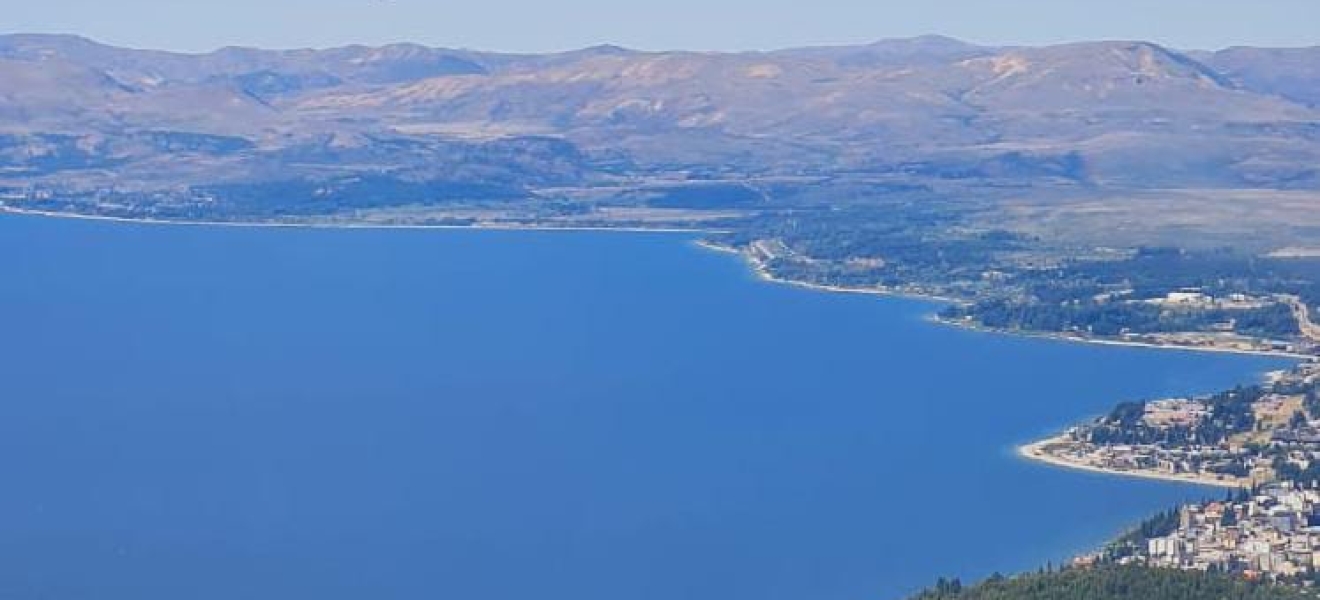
[
  {"left": 969, "top": 40, "right": 1234, "bottom": 89},
  {"left": 866, "top": 34, "right": 978, "bottom": 50},
  {"left": 576, "top": 44, "right": 636, "bottom": 56}
]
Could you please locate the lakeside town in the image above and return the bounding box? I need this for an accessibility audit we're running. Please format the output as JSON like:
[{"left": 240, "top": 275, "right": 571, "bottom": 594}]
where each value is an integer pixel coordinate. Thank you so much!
[
  {"left": 1023, "top": 359, "right": 1320, "bottom": 485},
  {"left": 1023, "top": 352, "right": 1320, "bottom": 585},
  {"left": 1023, "top": 362, "right": 1312, "bottom": 485}
]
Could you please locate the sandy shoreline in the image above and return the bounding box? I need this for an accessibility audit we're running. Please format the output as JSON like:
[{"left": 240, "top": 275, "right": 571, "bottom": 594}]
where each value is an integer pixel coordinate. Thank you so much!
[{"left": 1016, "top": 434, "right": 1250, "bottom": 489}]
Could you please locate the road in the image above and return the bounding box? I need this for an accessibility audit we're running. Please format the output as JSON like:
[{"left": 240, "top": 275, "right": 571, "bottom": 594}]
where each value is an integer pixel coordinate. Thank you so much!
[{"left": 1280, "top": 294, "right": 1320, "bottom": 344}]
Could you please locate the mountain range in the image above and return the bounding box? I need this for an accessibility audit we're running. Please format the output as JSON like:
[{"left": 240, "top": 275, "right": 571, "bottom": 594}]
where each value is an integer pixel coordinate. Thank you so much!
[{"left": 2, "top": 33, "right": 1319, "bottom": 213}]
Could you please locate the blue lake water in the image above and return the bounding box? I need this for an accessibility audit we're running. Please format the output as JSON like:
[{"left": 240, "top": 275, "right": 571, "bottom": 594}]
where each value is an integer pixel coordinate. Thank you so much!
[{"left": 0, "top": 213, "right": 1294, "bottom": 600}]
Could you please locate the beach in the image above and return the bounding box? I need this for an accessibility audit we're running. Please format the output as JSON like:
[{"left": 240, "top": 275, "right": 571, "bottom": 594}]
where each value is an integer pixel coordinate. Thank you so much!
[{"left": 1017, "top": 434, "right": 1251, "bottom": 490}]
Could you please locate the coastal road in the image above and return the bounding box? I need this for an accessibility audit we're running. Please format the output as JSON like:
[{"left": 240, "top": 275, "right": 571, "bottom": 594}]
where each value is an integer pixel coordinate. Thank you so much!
[{"left": 1280, "top": 294, "right": 1320, "bottom": 344}]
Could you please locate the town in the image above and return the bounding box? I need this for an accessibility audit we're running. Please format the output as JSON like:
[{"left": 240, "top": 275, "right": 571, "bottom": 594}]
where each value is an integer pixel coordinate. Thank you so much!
[
  {"left": 1025, "top": 362, "right": 1320, "bottom": 488},
  {"left": 1029, "top": 360, "right": 1320, "bottom": 586},
  {"left": 1141, "top": 483, "right": 1320, "bottom": 583}
]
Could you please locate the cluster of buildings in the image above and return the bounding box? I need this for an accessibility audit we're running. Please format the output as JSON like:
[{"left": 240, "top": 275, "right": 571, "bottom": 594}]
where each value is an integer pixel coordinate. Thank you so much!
[
  {"left": 1145, "top": 289, "right": 1272, "bottom": 311},
  {"left": 1039, "top": 397, "right": 1267, "bottom": 487},
  {"left": 1142, "top": 398, "right": 1210, "bottom": 428},
  {"left": 1060, "top": 362, "right": 1320, "bottom": 583},
  {"left": 0, "top": 186, "right": 50, "bottom": 202},
  {"left": 1083, "top": 286, "right": 1314, "bottom": 354},
  {"left": 1042, "top": 434, "right": 1263, "bottom": 487},
  {"left": 1119, "top": 330, "right": 1303, "bottom": 354},
  {"left": 1144, "top": 484, "right": 1320, "bottom": 581},
  {"left": 1042, "top": 363, "right": 1320, "bottom": 490}
]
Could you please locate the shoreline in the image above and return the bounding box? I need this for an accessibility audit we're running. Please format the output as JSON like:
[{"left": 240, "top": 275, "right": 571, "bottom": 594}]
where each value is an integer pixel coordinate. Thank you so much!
[
  {"left": 935, "top": 317, "right": 1316, "bottom": 361},
  {"left": 693, "top": 239, "right": 963, "bottom": 304},
  {"left": 1016, "top": 434, "right": 1249, "bottom": 490},
  {"left": 0, "top": 206, "right": 724, "bottom": 235},
  {"left": 9, "top": 206, "right": 1311, "bottom": 361},
  {"left": 11, "top": 206, "right": 1310, "bottom": 364}
]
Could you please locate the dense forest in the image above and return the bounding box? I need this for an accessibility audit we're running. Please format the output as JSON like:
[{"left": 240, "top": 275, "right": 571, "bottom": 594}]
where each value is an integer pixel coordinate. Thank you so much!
[
  {"left": 941, "top": 247, "right": 1320, "bottom": 340},
  {"left": 945, "top": 299, "right": 1300, "bottom": 339},
  {"left": 1084, "top": 385, "right": 1266, "bottom": 447},
  {"left": 908, "top": 566, "right": 1310, "bottom": 600}
]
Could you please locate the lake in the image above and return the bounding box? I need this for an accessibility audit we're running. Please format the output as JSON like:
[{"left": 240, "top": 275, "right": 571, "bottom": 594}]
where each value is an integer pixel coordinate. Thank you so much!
[{"left": 0, "top": 213, "right": 1293, "bottom": 600}]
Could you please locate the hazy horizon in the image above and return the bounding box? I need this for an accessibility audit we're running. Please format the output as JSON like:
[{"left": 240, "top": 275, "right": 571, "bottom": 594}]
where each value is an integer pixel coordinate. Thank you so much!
[
  {"left": 4, "top": 0, "right": 1319, "bottom": 54},
  {"left": 5, "top": 30, "right": 1320, "bottom": 56}
]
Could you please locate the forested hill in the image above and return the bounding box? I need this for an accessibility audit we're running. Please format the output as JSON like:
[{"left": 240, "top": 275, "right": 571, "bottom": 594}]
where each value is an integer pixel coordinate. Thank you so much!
[{"left": 909, "top": 566, "right": 1309, "bottom": 600}]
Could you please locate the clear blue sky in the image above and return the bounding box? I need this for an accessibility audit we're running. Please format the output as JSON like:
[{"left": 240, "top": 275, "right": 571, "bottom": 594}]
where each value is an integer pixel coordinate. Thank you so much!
[{"left": 5, "top": 0, "right": 1319, "bottom": 52}]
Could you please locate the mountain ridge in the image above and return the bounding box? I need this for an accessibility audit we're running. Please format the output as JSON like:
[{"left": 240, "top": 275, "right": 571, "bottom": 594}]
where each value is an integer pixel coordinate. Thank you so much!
[{"left": 2, "top": 33, "right": 1319, "bottom": 211}]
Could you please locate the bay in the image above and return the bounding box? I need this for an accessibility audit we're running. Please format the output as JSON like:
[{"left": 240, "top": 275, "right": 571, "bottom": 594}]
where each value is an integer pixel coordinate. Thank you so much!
[{"left": 0, "top": 214, "right": 1292, "bottom": 599}]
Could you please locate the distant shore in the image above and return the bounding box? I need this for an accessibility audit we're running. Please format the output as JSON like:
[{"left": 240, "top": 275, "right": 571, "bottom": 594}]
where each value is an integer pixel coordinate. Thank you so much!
[
  {"left": 692, "top": 239, "right": 962, "bottom": 303},
  {"left": 694, "top": 239, "right": 1315, "bottom": 362},
  {"left": 935, "top": 316, "right": 1315, "bottom": 361},
  {"left": 1017, "top": 434, "right": 1249, "bottom": 490},
  {"left": 0, "top": 205, "right": 723, "bottom": 235}
]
